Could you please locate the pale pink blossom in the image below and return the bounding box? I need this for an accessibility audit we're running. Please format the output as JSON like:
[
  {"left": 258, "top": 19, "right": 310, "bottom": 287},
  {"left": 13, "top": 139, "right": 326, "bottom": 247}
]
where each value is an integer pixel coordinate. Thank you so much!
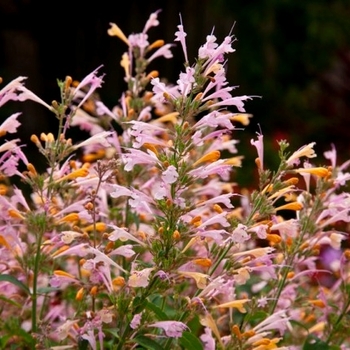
[
  {"left": 249, "top": 224, "right": 268, "bottom": 239},
  {"left": 286, "top": 142, "right": 316, "bottom": 166},
  {"left": 148, "top": 44, "right": 174, "bottom": 62},
  {"left": 142, "top": 10, "right": 161, "bottom": 33},
  {"left": 200, "top": 327, "right": 216, "bottom": 350},
  {"left": 0, "top": 76, "right": 52, "bottom": 109},
  {"left": 0, "top": 139, "right": 20, "bottom": 153},
  {"left": 109, "top": 244, "right": 136, "bottom": 258},
  {"left": 73, "top": 65, "right": 105, "bottom": 110},
  {"left": 148, "top": 320, "right": 188, "bottom": 338},
  {"left": 231, "top": 224, "right": 250, "bottom": 243},
  {"left": 0, "top": 112, "right": 21, "bottom": 134},
  {"left": 130, "top": 313, "right": 143, "bottom": 329},
  {"left": 128, "top": 267, "right": 154, "bottom": 288},
  {"left": 174, "top": 15, "right": 188, "bottom": 64},
  {"left": 177, "top": 67, "right": 196, "bottom": 96},
  {"left": 252, "top": 310, "right": 290, "bottom": 335},
  {"left": 208, "top": 95, "right": 253, "bottom": 112},
  {"left": 122, "top": 148, "right": 159, "bottom": 171},
  {"left": 72, "top": 131, "right": 114, "bottom": 150},
  {"left": 108, "top": 225, "right": 146, "bottom": 246},
  {"left": 251, "top": 131, "right": 264, "bottom": 170},
  {"left": 189, "top": 160, "right": 233, "bottom": 180},
  {"left": 196, "top": 212, "right": 230, "bottom": 229},
  {"left": 162, "top": 165, "right": 179, "bottom": 184},
  {"left": 151, "top": 77, "right": 179, "bottom": 100},
  {"left": 54, "top": 319, "right": 79, "bottom": 341}
]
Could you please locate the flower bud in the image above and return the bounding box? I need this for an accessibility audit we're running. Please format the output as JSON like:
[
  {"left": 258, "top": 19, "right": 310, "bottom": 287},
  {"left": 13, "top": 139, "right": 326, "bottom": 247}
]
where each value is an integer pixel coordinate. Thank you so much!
[{"left": 75, "top": 287, "right": 84, "bottom": 301}]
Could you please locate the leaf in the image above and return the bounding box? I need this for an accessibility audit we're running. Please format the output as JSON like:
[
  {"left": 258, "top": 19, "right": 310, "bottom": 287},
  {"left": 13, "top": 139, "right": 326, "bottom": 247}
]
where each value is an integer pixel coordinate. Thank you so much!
[
  {"left": 0, "top": 274, "right": 30, "bottom": 295},
  {"left": 178, "top": 331, "right": 204, "bottom": 350},
  {"left": 37, "top": 286, "right": 61, "bottom": 294},
  {"left": 78, "top": 338, "right": 89, "bottom": 350},
  {"left": 104, "top": 328, "right": 120, "bottom": 338},
  {"left": 303, "top": 335, "right": 340, "bottom": 350},
  {"left": 0, "top": 294, "right": 22, "bottom": 308},
  {"left": 134, "top": 335, "right": 165, "bottom": 350},
  {"left": 145, "top": 300, "right": 168, "bottom": 321}
]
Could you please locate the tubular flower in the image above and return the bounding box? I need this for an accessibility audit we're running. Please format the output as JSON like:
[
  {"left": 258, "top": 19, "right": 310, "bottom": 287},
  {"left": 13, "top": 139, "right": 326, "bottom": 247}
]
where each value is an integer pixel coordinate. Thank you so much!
[
  {"left": 275, "top": 202, "right": 303, "bottom": 212},
  {"left": 286, "top": 142, "right": 316, "bottom": 166},
  {"left": 294, "top": 167, "right": 331, "bottom": 178},
  {"left": 178, "top": 271, "right": 209, "bottom": 289},
  {"left": 107, "top": 23, "right": 129, "bottom": 45},
  {"left": 213, "top": 299, "right": 250, "bottom": 313},
  {"left": 148, "top": 321, "right": 189, "bottom": 338},
  {"left": 193, "top": 150, "right": 221, "bottom": 167}
]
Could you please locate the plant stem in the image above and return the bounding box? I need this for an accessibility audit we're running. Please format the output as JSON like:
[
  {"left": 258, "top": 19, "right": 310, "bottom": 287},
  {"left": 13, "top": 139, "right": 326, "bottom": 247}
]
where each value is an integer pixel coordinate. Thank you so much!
[{"left": 31, "top": 228, "right": 44, "bottom": 337}]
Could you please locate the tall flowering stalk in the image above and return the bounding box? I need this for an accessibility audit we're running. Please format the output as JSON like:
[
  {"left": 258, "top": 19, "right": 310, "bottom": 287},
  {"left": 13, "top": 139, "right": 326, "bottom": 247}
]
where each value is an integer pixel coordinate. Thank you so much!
[{"left": 0, "top": 10, "right": 349, "bottom": 350}]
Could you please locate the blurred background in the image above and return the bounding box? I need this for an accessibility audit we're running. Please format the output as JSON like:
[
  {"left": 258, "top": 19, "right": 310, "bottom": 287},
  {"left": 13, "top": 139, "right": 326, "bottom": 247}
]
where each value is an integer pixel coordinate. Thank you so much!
[{"left": 1, "top": 0, "right": 350, "bottom": 183}]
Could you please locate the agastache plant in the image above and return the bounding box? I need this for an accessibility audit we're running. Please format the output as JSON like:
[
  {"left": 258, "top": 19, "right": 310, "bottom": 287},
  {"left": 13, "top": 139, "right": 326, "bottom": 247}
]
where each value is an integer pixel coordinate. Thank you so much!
[{"left": 0, "top": 10, "right": 349, "bottom": 350}]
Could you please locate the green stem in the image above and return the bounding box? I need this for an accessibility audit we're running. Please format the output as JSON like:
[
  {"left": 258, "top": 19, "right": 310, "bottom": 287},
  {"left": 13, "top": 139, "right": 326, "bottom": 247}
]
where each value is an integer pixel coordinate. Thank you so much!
[
  {"left": 31, "top": 229, "right": 44, "bottom": 337},
  {"left": 326, "top": 293, "right": 350, "bottom": 344},
  {"left": 269, "top": 203, "right": 315, "bottom": 314},
  {"left": 208, "top": 242, "right": 233, "bottom": 278}
]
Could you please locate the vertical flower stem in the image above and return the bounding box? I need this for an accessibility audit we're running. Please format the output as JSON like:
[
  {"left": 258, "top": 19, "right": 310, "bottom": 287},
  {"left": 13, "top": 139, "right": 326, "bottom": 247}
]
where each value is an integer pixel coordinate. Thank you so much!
[
  {"left": 326, "top": 295, "right": 350, "bottom": 344},
  {"left": 31, "top": 225, "right": 45, "bottom": 336}
]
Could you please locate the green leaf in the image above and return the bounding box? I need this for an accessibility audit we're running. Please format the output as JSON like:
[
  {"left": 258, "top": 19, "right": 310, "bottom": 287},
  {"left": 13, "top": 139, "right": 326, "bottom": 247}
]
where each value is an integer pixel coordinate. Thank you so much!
[
  {"left": 0, "top": 274, "right": 30, "bottom": 295},
  {"left": 303, "top": 335, "right": 340, "bottom": 350},
  {"left": 0, "top": 335, "right": 11, "bottom": 349},
  {"left": 104, "top": 328, "right": 120, "bottom": 339},
  {"left": 78, "top": 338, "right": 89, "bottom": 350},
  {"left": 0, "top": 294, "right": 22, "bottom": 308},
  {"left": 178, "top": 331, "right": 203, "bottom": 350},
  {"left": 134, "top": 335, "right": 165, "bottom": 350},
  {"left": 145, "top": 301, "right": 168, "bottom": 321},
  {"left": 37, "top": 286, "right": 61, "bottom": 294}
]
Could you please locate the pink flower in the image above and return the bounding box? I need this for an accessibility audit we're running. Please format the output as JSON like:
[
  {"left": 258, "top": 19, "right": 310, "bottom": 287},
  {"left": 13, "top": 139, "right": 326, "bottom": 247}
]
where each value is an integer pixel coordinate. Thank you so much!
[
  {"left": 130, "top": 312, "right": 143, "bottom": 329},
  {"left": 73, "top": 65, "right": 104, "bottom": 110},
  {"left": 231, "top": 224, "right": 250, "bottom": 243},
  {"left": 108, "top": 225, "right": 146, "bottom": 246},
  {"left": 148, "top": 44, "right": 173, "bottom": 62},
  {"left": 122, "top": 148, "right": 159, "bottom": 171},
  {"left": 0, "top": 139, "right": 20, "bottom": 153},
  {"left": 208, "top": 95, "right": 253, "bottom": 113},
  {"left": 109, "top": 244, "right": 136, "bottom": 258},
  {"left": 142, "top": 10, "right": 161, "bottom": 33},
  {"left": 148, "top": 320, "right": 188, "bottom": 338},
  {"left": 81, "top": 329, "right": 97, "bottom": 350},
  {"left": 194, "top": 110, "right": 236, "bottom": 131},
  {"left": 324, "top": 143, "right": 337, "bottom": 168},
  {"left": 54, "top": 319, "right": 79, "bottom": 341},
  {"left": 177, "top": 67, "right": 196, "bottom": 96},
  {"left": 162, "top": 165, "right": 179, "bottom": 184},
  {"left": 151, "top": 77, "right": 179, "bottom": 100},
  {"left": 174, "top": 15, "right": 188, "bottom": 64},
  {"left": 286, "top": 142, "right": 316, "bottom": 166},
  {"left": 251, "top": 131, "right": 264, "bottom": 170},
  {"left": 72, "top": 131, "right": 114, "bottom": 150},
  {"left": 0, "top": 76, "right": 51, "bottom": 110},
  {"left": 252, "top": 310, "right": 290, "bottom": 335},
  {"left": 0, "top": 112, "right": 21, "bottom": 135},
  {"left": 197, "top": 212, "right": 230, "bottom": 229},
  {"left": 189, "top": 160, "right": 233, "bottom": 180},
  {"left": 128, "top": 267, "right": 154, "bottom": 288},
  {"left": 200, "top": 327, "right": 216, "bottom": 350}
]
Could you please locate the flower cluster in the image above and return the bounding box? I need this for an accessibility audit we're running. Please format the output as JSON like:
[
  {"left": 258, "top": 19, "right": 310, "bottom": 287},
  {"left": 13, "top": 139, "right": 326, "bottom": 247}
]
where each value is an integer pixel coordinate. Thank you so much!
[{"left": 0, "top": 10, "right": 349, "bottom": 350}]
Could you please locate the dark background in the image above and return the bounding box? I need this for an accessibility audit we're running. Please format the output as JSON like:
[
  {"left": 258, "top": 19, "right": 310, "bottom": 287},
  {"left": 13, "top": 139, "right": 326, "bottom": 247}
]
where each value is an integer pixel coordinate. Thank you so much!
[{"left": 1, "top": 0, "right": 350, "bottom": 181}]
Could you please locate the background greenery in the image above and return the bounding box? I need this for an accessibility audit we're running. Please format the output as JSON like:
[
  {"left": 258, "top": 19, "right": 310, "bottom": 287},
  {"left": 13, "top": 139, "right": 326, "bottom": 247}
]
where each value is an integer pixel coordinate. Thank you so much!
[{"left": 1, "top": 0, "right": 349, "bottom": 185}]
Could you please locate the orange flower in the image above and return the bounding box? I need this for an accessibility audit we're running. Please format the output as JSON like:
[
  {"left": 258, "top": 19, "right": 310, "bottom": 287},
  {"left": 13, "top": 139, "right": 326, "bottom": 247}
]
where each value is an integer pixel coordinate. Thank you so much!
[{"left": 193, "top": 150, "right": 221, "bottom": 167}]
